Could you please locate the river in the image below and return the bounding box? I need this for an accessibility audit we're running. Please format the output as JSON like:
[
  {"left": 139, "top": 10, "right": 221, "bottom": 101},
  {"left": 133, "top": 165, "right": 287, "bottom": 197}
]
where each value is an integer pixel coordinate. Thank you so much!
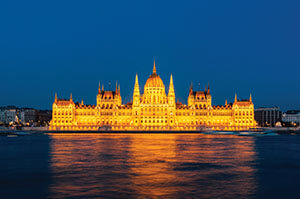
[{"left": 1, "top": 133, "right": 300, "bottom": 198}]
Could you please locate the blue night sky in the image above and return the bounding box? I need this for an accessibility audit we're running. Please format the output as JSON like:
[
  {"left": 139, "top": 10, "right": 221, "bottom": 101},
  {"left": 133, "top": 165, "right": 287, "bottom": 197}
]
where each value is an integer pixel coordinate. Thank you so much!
[{"left": 0, "top": 0, "right": 299, "bottom": 110}]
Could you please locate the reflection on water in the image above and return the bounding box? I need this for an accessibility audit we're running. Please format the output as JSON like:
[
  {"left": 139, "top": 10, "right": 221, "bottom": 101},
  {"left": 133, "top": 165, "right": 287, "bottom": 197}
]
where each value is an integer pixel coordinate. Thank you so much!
[{"left": 49, "top": 134, "right": 257, "bottom": 198}]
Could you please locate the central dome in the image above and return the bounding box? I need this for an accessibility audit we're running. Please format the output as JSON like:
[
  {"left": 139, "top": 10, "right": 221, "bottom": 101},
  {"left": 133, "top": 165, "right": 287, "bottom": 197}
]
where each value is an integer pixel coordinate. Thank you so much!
[{"left": 144, "top": 60, "right": 164, "bottom": 88}]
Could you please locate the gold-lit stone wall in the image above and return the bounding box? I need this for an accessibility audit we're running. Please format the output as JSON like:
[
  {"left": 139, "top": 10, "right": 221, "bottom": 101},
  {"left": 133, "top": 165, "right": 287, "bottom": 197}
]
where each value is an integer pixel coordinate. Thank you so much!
[{"left": 49, "top": 61, "right": 256, "bottom": 131}]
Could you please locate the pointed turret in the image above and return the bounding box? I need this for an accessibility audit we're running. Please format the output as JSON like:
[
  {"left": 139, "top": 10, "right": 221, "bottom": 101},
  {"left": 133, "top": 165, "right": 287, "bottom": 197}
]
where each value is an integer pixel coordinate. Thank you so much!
[
  {"left": 135, "top": 74, "right": 139, "bottom": 84},
  {"left": 115, "top": 81, "right": 118, "bottom": 94},
  {"left": 189, "top": 83, "right": 193, "bottom": 95},
  {"left": 249, "top": 93, "right": 252, "bottom": 102},
  {"left": 133, "top": 74, "right": 140, "bottom": 106},
  {"left": 187, "top": 82, "right": 195, "bottom": 107},
  {"left": 235, "top": 93, "right": 237, "bottom": 103},
  {"left": 102, "top": 84, "right": 104, "bottom": 92},
  {"left": 168, "top": 74, "right": 175, "bottom": 96},
  {"left": 207, "top": 82, "right": 210, "bottom": 94},
  {"left": 55, "top": 93, "right": 57, "bottom": 103},
  {"left": 134, "top": 74, "right": 140, "bottom": 95},
  {"left": 225, "top": 99, "right": 227, "bottom": 105},
  {"left": 153, "top": 59, "right": 157, "bottom": 74},
  {"left": 81, "top": 98, "right": 84, "bottom": 105},
  {"left": 96, "top": 83, "right": 102, "bottom": 106},
  {"left": 98, "top": 81, "right": 101, "bottom": 94},
  {"left": 168, "top": 74, "right": 175, "bottom": 107},
  {"left": 70, "top": 93, "right": 73, "bottom": 102}
]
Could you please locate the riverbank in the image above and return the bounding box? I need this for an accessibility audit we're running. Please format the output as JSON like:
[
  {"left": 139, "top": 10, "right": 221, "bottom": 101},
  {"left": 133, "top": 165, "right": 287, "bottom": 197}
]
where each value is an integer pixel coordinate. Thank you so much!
[
  {"left": 262, "top": 127, "right": 300, "bottom": 134},
  {"left": 1, "top": 126, "right": 300, "bottom": 136}
]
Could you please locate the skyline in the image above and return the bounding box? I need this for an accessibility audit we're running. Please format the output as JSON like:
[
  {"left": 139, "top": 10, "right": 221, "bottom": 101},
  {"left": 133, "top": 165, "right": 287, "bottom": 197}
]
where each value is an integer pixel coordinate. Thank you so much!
[{"left": 1, "top": 0, "right": 300, "bottom": 110}]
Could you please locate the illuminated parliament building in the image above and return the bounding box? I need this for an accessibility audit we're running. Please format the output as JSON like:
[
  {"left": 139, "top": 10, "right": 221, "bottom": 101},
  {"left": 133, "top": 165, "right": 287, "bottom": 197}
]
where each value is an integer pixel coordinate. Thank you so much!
[{"left": 50, "top": 61, "right": 256, "bottom": 131}]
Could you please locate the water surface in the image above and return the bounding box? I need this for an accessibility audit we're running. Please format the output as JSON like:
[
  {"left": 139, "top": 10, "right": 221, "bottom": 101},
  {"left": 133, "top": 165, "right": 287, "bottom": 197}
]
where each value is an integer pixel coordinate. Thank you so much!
[{"left": 1, "top": 133, "right": 300, "bottom": 198}]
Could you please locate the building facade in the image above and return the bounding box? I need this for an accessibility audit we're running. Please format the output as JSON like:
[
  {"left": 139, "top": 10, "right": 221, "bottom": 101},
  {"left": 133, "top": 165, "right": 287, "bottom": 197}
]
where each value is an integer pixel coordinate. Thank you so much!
[
  {"left": 254, "top": 107, "right": 282, "bottom": 127},
  {"left": 282, "top": 110, "right": 300, "bottom": 126},
  {"left": 19, "top": 108, "right": 37, "bottom": 125},
  {"left": 0, "top": 106, "right": 52, "bottom": 126},
  {"left": 50, "top": 62, "right": 256, "bottom": 131},
  {"left": 4, "top": 108, "right": 18, "bottom": 124}
]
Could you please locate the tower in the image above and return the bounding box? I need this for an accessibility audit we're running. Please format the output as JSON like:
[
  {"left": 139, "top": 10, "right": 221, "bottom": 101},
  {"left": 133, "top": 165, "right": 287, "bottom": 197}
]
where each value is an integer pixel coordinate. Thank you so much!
[
  {"left": 188, "top": 83, "right": 194, "bottom": 106},
  {"left": 206, "top": 83, "right": 212, "bottom": 106},
  {"left": 168, "top": 74, "right": 175, "bottom": 106},
  {"left": 168, "top": 74, "right": 176, "bottom": 127},
  {"left": 207, "top": 82, "right": 210, "bottom": 94},
  {"left": 55, "top": 93, "right": 57, "bottom": 103},
  {"left": 115, "top": 81, "right": 122, "bottom": 105},
  {"left": 97, "top": 81, "right": 102, "bottom": 106},
  {"left": 98, "top": 81, "right": 101, "bottom": 94},
  {"left": 133, "top": 74, "right": 140, "bottom": 107}
]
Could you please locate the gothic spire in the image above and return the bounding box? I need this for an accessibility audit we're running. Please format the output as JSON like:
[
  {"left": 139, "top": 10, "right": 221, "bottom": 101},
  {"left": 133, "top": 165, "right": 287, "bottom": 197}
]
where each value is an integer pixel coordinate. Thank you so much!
[
  {"left": 235, "top": 93, "right": 237, "bottom": 103},
  {"left": 135, "top": 73, "right": 139, "bottom": 85},
  {"left": 189, "top": 82, "right": 193, "bottom": 95},
  {"left": 134, "top": 74, "right": 140, "bottom": 95},
  {"left": 70, "top": 93, "right": 73, "bottom": 102},
  {"left": 249, "top": 93, "right": 252, "bottom": 102},
  {"left": 170, "top": 73, "right": 174, "bottom": 85},
  {"left": 55, "top": 93, "right": 57, "bottom": 103},
  {"left": 98, "top": 81, "right": 101, "bottom": 94},
  {"left": 153, "top": 58, "right": 156, "bottom": 74},
  {"left": 207, "top": 82, "right": 210, "bottom": 94},
  {"left": 168, "top": 74, "right": 175, "bottom": 96},
  {"left": 116, "top": 81, "right": 118, "bottom": 94}
]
